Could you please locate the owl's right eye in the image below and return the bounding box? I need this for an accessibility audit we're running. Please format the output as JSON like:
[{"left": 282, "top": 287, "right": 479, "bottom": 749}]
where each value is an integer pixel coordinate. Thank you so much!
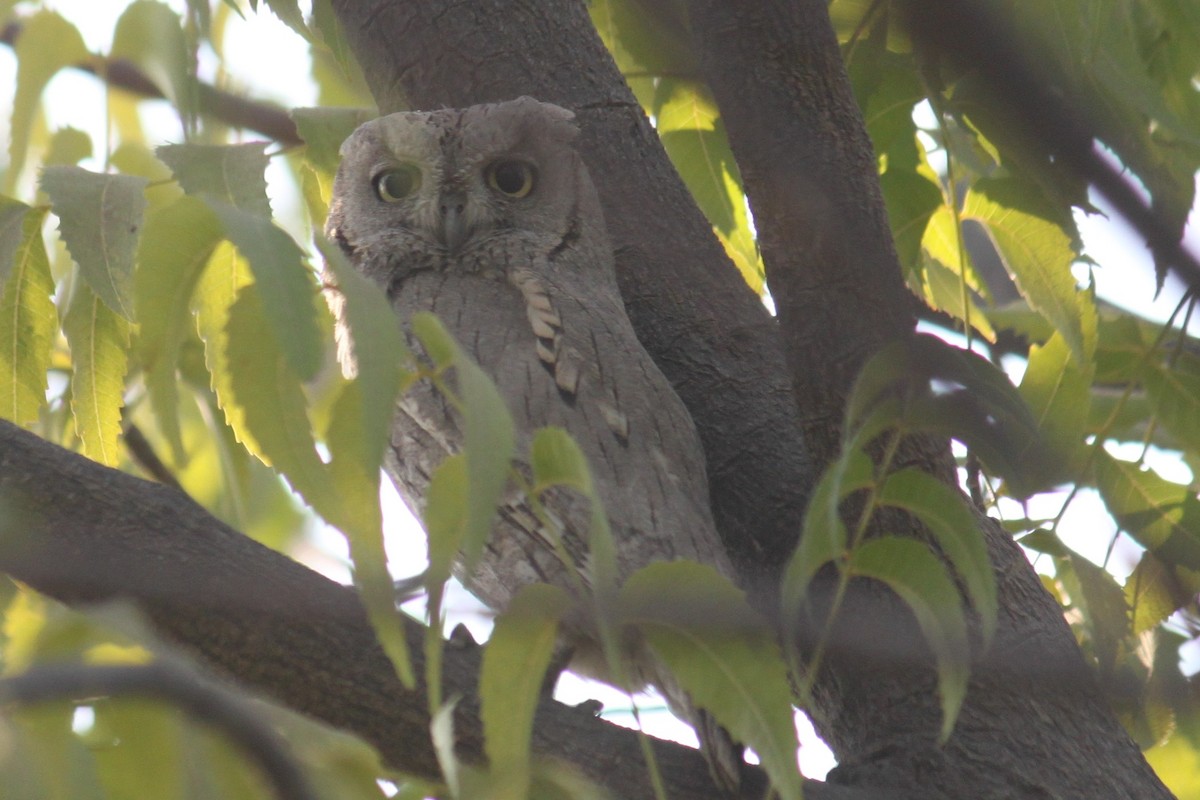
[{"left": 373, "top": 165, "right": 422, "bottom": 202}]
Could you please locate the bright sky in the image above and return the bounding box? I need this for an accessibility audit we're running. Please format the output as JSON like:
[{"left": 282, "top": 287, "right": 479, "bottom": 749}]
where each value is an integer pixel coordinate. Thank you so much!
[{"left": 6, "top": 0, "right": 1199, "bottom": 784}]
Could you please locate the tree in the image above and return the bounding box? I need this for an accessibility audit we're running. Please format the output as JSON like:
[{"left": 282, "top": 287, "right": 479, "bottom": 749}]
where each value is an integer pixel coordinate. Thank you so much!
[{"left": 0, "top": 0, "right": 1196, "bottom": 798}]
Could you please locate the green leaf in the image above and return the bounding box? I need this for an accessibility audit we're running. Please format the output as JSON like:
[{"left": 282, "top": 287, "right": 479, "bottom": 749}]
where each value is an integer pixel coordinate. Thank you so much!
[
  {"left": 325, "top": 381, "right": 415, "bottom": 688},
  {"left": 411, "top": 313, "right": 515, "bottom": 574},
  {"left": 1091, "top": 450, "right": 1200, "bottom": 570},
  {"left": 0, "top": 207, "right": 54, "bottom": 427},
  {"left": 1017, "top": 331, "right": 1092, "bottom": 487},
  {"left": 1142, "top": 352, "right": 1200, "bottom": 456},
  {"left": 1125, "top": 552, "right": 1191, "bottom": 636},
  {"left": 424, "top": 454, "right": 469, "bottom": 607},
  {"left": 921, "top": 255, "right": 996, "bottom": 342},
  {"left": 430, "top": 698, "right": 463, "bottom": 799},
  {"left": 963, "top": 178, "right": 1094, "bottom": 364},
  {"left": 654, "top": 79, "right": 763, "bottom": 293},
  {"left": 0, "top": 197, "right": 32, "bottom": 287},
  {"left": 135, "top": 196, "right": 224, "bottom": 464},
  {"left": 292, "top": 107, "right": 374, "bottom": 176},
  {"left": 8, "top": 12, "right": 89, "bottom": 191},
  {"left": 64, "top": 281, "right": 131, "bottom": 467},
  {"left": 1059, "top": 552, "right": 1129, "bottom": 674},
  {"left": 207, "top": 201, "right": 322, "bottom": 381},
  {"left": 263, "top": 0, "right": 312, "bottom": 40},
  {"left": 621, "top": 561, "right": 802, "bottom": 800},
  {"left": 316, "top": 238, "right": 407, "bottom": 473},
  {"left": 481, "top": 583, "right": 568, "bottom": 800},
  {"left": 225, "top": 283, "right": 327, "bottom": 503},
  {"left": 44, "top": 128, "right": 92, "bottom": 167},
  {"left": 92, "top": 700, "right": 185, "bottom": 800},
  {"left": 879, "top": 168, "right": 942, "bottom": 278},
  {"left": 112, "top": 1, "right": 194, "bottom": 118},
  {"left": 588, "top": 0, "right": 695, "bottom": 86},
  {"left": 157, "top": 143, "right": 272, "bottom": 219},
  {"left": 41, "top": 166, "right": 148, "bottom": 320},
  {"left": 877, "top": 468, "right": 997, "bottom": 645},
  {"left": 848, "top": 536, "right": 971, "bottom": 740}
]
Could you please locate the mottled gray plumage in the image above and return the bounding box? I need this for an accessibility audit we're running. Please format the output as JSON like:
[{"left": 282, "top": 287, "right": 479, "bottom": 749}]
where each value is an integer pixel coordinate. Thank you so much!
[{"left": 326, "top": 97, "right": 740, "bottom": 788}]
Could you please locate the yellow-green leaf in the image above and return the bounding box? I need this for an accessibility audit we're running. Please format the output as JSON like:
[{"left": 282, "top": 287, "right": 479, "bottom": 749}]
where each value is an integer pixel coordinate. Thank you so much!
[
  {"left": 194, "top": 241, "right": 254, "bottom": 452},
  {"left": 42, "top": 166, "right": 148, "bottom": 321},
  {"left": 0, "top": 207, "right": 54, "bottom": 427},
  {"left": 8, "top": 12, "right": 88, "bottom": 191},
  {"left": 621, "top": 561, "right": 802, "bottom": 800},
  {"left": 112, "top": 1, "right": 194, "bottom": 119},
  {"left": 135, "top": 196, "right": 224, "bottom": 463},
  {"left": 64, "top": 281, "right": 131, "bottom": 466},
  {"left": 208, "top": 201, "right": 322, "bottom": 381},
  {"left": 1091, "top": 450, "right": 1200, "bottom": 569},
  {"left": 0, "top": 197, "right": 32, "bottom": 288},
  {"left": 225, "top": 283, "right": 327, "bottom": 504},
  {"left": 963, "top": 178, "right": 1094, "bottom": 364},
  {"left": 481, "top": 583, "right": 567, "bottom": 800}
]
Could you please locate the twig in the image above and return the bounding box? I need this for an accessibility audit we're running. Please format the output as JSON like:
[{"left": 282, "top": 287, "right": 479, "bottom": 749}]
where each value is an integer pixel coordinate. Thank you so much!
[{"left": 122, "top": 422, "right": 183, "bottom": 491}]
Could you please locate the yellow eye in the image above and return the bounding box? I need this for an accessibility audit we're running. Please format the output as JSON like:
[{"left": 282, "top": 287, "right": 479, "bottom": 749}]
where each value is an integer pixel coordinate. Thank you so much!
[
  {"left": 374, "top": 164, "right": 422, "bottom": 202},
  {"left": 486, "top": 160, "right": 535, "bottom": 198}
]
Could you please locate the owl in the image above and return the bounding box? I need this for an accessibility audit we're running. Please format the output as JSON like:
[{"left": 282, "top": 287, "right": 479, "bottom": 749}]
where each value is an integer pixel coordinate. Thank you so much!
[{"left": 325, "top": 97, "right": 740, "bottom": 789}]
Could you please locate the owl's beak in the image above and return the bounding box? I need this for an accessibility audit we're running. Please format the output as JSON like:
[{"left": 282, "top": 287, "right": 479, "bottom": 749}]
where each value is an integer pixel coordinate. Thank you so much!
[{"left": 437, "top": 193, "right": 469, "bottom": 253}]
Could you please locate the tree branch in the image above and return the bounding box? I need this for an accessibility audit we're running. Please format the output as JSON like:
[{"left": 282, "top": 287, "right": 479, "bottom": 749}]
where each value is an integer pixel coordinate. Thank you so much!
[{"left": 0, "top": 420, "right": 867, "bottom": 800}]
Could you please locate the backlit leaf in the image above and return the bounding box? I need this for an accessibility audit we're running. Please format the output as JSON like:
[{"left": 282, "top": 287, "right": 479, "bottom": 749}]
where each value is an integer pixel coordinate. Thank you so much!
[
  {"left": 63, "top": 281, "right": 131, "bottom": 466},
  {"left": 0, "top": 197, "right": 32, "bottom": 287},
  {"left": 208, "top": 201, "right": 322, "bottom": 381},
  {"left": 622, "top": 561, "right": 802, "bottom": 800},
  {"left": 9, "top": 12, "right": 88, "bottom": 190},
  {"left": 1091, "top": 450, "right": 1200, "bottom": 570},
  {"left": 963, "top": 178, "right": 1094, "bottom": 364},
  {"left": 112, "top": 1, "right": 194, "bottom": 119},
  {"left": 0, "top": 207, "right": 54, "bottom": 427},
  {"left": 42, "top": 166, "right": 148, "bottom": 320},
  {"left": 135, "top": 196, "right": 224, "bottom": 463}
]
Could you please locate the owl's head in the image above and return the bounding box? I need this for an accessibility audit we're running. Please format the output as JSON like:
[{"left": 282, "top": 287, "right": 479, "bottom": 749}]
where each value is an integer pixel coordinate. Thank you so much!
[{"left": 327, "top": 97, "right": 600, "bottom": 283}]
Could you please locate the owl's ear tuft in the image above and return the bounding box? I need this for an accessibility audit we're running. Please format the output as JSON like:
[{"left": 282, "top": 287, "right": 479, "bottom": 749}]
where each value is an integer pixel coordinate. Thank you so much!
[{"left": 508, "top": 96, "right": 578, "bottom": 143}]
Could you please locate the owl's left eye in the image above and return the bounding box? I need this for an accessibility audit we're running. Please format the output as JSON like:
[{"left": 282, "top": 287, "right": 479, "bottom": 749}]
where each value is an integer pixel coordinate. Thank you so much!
[
  {"left": 374, "top": 164, "right": 422, "bottom": 202},
  {"left": 486, "top": 160, "right": 536, "bottom": 198}
]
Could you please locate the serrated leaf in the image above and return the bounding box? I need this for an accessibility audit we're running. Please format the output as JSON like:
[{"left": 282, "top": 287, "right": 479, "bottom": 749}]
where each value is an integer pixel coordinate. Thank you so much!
[
  {"left": 0, "top": 207, "right": 54, "bottom": 427},
  {"left": 292, "top": 107, "right": 374, "bottom": 176},
  {"left": 848, "top": 536, "right": 971, "bottom": 739},
  {"left": 136, "top": 196, "right": 224, "bottom": 463},
  {"left": 1092, "top": 450, "right": 1200, "bottom": 570},
  {"left": 922, "top": 255, "right": 996, "bottom": 342},
  {"left": 410, "top": 313, "right": 515, "bottom": 575},
  {"left": 0, "top": 197, "right": 31, "bottom": 286},
  {"left": 207, "top": 201, "right": 322, "bottom": 381},
  {"left": 963, "top": 178, "right": 1094, "bottom": 364},
  {"left": 194, "top": 241, "right": 256, "bottom": 450},
  {"left": 112, "top": 1, "right": 193, "bottom": 119},
  {"left": 64, "top": 281, "right": 131, "bottom": 466},
  {"left": 1018, "top": 332, "right": 1092, "bottom": 487},
  {"left": 1125, "top": 552, "right": 1191, "bottom": 636},
  {"left": 1061, "top": 552, "right": 1129, "bottom": 674},
  {"left": 157, "top": 143, "right": 272, "bottom": 219},
  {"left": 263, "top": 0, "right": 311, "bottom": 40},
  {"left": 880, "top": 168, "right": 942, "bottom": 277},
  {"left": 1142, "top": 352, "right": 1200, "bottom": 456},
  {"left": 621, "top": 561, "right": 802, "bottom": 800},
  {"left": 225, "top": 284, "right": 327, "bottom": 503},
  {"left": 316, "top": 238, "right": 407, "bottom": 473},
  {"left": 878, "top": 468, "right": 997, "bottom": 645},
  {"left": 8, "top": 12, "right": 89, "bottom": 191},
  {"left": 481, "top": 583, "right": 568, "bottom": 800},
  {"left": 42, "top": 166, "right": 148, "bottom": 320},
  {"left": 309, "top": 0, "right": 356, "bottom": 76}
]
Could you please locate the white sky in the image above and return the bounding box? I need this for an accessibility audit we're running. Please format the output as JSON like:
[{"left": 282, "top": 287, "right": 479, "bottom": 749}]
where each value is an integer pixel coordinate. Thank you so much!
[{"left": 7, "top": 0, "right": 1200, "bottom": 784}]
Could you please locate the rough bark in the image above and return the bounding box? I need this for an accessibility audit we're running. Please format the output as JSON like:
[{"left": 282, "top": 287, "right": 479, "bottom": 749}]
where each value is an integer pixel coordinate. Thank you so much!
[
  {"left": 684, "top": 1, "right": 1172, "bottom": 798},
  {"left": 0, "top": 420, "right": 872, "bottom": 800}
]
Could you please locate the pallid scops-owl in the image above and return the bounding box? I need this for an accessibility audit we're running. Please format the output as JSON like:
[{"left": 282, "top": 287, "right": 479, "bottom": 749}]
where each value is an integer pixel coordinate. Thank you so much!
[{"left": 326, "top": 97, "right": 740, "bottom": 788}]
